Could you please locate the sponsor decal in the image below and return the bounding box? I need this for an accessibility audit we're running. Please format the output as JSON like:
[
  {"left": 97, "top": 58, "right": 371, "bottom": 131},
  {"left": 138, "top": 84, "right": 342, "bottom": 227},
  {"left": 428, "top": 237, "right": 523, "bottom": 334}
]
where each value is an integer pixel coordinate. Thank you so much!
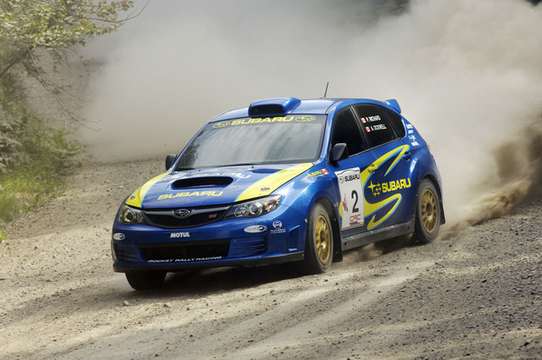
[
  {"left": 244, "top": 225, "right": 268, "bottom": 234},
  {"left": 158, "top": 191, "right": 223, "bottom": 200},
  {"left": 338, "top": 171, "right": 360, "bottom": 184},
  {"left": 180, "top": 171, "right": 251, "bottom": 179},
  {"left": 148, "top": 256, "right": 223, "bottom": 263},
  {"left": 368, "top": 178, "right": 412, "bottom": 197},
  {"left": 360, "top": 115, "right": 382, "bottom": 124},
  {"left": 406, "top": 124, "right": 414, "bottom": 129},
  {"left": 336, "top": 168, "right": 364, "bottom": 230},
  {"left": 270, "top": 220, "right": 286, "bottom": 234},
  {"left": 350, "top": 213, "right": 362, "bottom": 224},
  {"left": 170, "top": 232, "right": 190, "bottom": 239},
  {"left": 307, "top": 168, "right": 329, "bottom": 177},
  {"left": 213, "top": 115, "right": 315, "bottom": 128},
  {"left": 366, "top": 124, "right": 388, "bottom": 132},
  {"left": 408, "top": 134, "right": 421, "bottom": 147}
]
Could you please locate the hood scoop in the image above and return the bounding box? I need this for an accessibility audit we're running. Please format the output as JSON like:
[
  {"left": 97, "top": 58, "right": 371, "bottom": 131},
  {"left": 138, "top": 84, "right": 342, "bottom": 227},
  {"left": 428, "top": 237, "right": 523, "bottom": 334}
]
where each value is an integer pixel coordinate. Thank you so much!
[{"left": 171, "top": 176, "right": 233, "bottom": 189}]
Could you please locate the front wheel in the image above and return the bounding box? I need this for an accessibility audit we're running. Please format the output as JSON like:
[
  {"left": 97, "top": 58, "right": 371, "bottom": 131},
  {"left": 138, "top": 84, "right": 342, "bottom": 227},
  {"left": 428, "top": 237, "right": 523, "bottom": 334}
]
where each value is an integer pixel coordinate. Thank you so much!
[
  {"left": 413, "top": 179, "right": 441, "bottom": 244},
  {"left": 125, "top": 271, "right": 166, "bottom": 291},
  {"left": 302, "top": 203, "right": 334, "bottom": 274}
]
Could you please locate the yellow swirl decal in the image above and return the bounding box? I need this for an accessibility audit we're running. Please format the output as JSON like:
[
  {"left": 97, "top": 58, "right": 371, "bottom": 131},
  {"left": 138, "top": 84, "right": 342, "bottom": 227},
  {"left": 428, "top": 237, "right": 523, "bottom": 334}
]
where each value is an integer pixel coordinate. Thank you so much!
[
  {"left": 361, "top": 145, "right": 411, "bottom": 231},
  {"left": 237, "top": 163, "right": 313, "bottom": 202},
  {"left": 125, "top": 173, "right": 168, "bottom": 208}
]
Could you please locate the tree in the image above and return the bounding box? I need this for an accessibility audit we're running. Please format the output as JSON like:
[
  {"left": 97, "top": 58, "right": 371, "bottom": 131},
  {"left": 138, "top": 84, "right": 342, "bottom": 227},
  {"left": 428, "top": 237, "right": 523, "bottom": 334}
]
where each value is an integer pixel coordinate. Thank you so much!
[{"left": 0, "top": 0, "right": 135, "bottom": 79}]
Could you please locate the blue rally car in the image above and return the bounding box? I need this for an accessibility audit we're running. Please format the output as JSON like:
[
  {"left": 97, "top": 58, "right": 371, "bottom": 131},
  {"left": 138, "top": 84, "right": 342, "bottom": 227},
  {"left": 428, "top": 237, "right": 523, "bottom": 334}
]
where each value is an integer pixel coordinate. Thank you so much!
[{"left": 112, "top": 97, "right": 444, "bottom": 290}]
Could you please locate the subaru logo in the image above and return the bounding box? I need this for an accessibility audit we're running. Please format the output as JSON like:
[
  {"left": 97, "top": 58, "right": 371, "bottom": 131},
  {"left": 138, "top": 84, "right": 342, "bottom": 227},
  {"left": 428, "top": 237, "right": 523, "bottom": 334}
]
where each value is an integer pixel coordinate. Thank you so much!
[{"left": 173, "top": 208, "right": 192, "bottom": 219}]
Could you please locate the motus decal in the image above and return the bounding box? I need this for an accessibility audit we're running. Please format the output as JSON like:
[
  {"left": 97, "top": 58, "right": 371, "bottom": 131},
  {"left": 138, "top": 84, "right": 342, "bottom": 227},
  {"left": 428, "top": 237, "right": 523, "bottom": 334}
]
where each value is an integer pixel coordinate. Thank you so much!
[
  {"left": 170, "top": 232, "right": 190, "bottom": 239},
  {"left": 368, "top": 178, "right": 412, "bottom": 197},
  {"left": 158, "top": 191, "right": 223, "bottom": 200}
]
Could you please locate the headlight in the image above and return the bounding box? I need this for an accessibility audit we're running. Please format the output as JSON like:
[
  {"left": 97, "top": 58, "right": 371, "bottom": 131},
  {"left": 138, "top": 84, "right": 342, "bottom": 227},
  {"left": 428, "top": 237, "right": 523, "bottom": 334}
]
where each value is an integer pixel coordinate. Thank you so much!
[
  {"left": 119, "top": 205, "right": 145, "bottom": 224},
  {"left": 226, "top": 195, "right": 281, "bottom": 218}
]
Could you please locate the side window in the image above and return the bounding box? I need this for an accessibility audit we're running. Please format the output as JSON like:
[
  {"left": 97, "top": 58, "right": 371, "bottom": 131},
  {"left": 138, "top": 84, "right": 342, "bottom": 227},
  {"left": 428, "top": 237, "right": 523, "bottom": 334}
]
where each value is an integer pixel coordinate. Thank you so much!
[
  {"left": 386, "top": 110, "right": 406, "bottom": 138},
  {"left": 331, "top": 108, "right": 365, "bottom": 156},
  {"left": 354, "top": 105, "right": 397, "bottom": 148}
]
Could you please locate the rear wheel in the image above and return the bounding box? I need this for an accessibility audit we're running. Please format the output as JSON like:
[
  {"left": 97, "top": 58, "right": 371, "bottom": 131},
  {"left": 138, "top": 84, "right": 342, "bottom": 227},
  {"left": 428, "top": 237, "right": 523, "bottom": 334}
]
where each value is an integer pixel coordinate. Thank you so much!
[
  {"left": 413, "top": 179, "right": 441, "bottom": 244},
  {"left": 302, "top": 203, "right": 334, "bottom": 274},
  {"left": 125, "top": 271, "right": 166, "bottom": 291}
]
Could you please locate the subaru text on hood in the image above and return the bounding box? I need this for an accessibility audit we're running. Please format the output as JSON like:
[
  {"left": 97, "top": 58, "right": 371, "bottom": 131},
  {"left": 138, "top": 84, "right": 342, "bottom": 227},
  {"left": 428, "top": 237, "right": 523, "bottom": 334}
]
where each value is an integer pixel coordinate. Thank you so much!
[{"left": 112, "top": 97, "right": 445, "bottom": 291}]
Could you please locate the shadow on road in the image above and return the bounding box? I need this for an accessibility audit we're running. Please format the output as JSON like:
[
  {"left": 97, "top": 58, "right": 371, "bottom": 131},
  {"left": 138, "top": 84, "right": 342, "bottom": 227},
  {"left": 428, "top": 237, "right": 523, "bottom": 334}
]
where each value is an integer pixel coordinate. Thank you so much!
[{"left": 133, "top": 263, "right": 305, "bottom": 299}]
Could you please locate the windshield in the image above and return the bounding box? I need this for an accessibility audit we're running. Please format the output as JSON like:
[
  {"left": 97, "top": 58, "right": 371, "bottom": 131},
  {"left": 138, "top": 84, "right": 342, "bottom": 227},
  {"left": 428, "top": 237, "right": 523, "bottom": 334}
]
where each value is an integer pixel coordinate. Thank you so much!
[{"left": 176, "top": 115, "right": 326, "bottom": 169}]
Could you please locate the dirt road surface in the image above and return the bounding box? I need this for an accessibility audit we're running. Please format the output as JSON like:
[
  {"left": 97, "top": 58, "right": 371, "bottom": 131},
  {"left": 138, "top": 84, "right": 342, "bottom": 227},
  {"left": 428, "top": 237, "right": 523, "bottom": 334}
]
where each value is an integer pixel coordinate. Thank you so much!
[{"left": 1, "top": 160, "right": 541, "bottom": 360}]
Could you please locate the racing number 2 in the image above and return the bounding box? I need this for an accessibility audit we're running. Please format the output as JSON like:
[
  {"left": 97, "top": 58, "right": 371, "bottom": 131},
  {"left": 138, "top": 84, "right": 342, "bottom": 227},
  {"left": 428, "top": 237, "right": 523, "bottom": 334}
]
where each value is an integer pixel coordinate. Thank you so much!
[
  {"left": 335, "top": 168, "right": 364, "bottom": 230},
  {"left": 351, "top": 190, "right": 359, "bottom": 213}
]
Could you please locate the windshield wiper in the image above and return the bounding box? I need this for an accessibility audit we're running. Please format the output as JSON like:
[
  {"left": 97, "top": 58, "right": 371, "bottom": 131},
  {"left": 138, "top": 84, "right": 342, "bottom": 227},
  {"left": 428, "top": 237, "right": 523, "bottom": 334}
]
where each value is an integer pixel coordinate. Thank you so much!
[
  {"left": 213, "top": 163, "right": 257, "bottom": 168},
  {"left": 175, "top": 167, "right": 195, "bottom": 171}
]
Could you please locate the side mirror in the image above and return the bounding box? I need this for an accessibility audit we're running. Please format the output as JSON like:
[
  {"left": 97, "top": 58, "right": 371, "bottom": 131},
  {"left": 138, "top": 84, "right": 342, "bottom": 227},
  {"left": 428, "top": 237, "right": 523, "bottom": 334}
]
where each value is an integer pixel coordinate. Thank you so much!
[
  {"left": 165, "top": 154, "right": 177, "bottom": 170},
  {"left": 330, "top": 143, "right": 348, "bottom": 163}
]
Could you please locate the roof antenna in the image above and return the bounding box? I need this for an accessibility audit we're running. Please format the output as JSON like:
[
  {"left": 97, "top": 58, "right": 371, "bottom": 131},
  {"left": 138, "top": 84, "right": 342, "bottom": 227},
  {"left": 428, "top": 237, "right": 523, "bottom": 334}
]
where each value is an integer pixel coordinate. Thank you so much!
[{"left": 323, "top": 81, "right": 330, "bottom": 98}]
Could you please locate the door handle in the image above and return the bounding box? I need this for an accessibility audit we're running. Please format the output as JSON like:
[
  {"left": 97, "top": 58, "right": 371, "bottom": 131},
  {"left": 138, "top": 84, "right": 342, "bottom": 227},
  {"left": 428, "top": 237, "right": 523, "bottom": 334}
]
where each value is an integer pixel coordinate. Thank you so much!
[{"left": 367, "top": 164, "right": 378, "bottom": 173}]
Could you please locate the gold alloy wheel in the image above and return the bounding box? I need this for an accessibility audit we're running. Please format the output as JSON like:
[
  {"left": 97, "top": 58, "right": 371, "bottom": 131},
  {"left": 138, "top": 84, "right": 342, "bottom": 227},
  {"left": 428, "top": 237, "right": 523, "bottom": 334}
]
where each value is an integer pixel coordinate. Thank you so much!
[
  {"left": 421, "top": 188, "right": 438, "bottom": 233},
  {"left": 314, "top": 214, "right": 332, "bottom": 264}
]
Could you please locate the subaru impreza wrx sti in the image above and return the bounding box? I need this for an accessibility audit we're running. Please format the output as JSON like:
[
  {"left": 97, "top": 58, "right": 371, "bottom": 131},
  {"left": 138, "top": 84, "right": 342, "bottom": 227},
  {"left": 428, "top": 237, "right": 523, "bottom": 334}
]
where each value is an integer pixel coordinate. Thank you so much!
[{"left": 112, "top": 97, "right": 445, "bottom": 290}]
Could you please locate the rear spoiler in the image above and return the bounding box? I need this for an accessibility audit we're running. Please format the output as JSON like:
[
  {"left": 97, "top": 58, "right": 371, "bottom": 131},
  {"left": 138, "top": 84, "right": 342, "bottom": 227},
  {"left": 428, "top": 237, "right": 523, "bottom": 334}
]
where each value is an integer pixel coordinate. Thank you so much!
[{"left": 385, "top": 99, "right": 401, "bottom": 114}]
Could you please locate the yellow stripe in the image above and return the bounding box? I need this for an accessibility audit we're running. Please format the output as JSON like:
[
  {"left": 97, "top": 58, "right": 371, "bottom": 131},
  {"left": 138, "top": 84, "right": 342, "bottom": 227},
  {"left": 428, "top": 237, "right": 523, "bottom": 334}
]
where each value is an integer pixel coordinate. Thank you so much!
[
  {"left": 236, "top": 163, "right": 313, "bottom": 202},
  {"left": 125, "top": 173, "right": 168, "bottom": 208}
]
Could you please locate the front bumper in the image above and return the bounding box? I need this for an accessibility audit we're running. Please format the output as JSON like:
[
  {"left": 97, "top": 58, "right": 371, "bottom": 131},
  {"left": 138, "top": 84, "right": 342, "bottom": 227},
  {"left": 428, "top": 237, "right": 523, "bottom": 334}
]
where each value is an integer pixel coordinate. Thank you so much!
[{"left": 111, "top": 206, "right": 307, "bottom": 272}]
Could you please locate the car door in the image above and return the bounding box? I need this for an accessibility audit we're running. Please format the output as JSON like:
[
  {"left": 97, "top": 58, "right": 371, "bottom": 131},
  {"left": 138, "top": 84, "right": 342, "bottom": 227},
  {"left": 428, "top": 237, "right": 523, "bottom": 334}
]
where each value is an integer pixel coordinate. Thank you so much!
[
  {"left": 329, "top": 107, "right": 377, "bottom": 244},
  {"left": 353, "top": 104, "right": 415, "bottom": 231}
]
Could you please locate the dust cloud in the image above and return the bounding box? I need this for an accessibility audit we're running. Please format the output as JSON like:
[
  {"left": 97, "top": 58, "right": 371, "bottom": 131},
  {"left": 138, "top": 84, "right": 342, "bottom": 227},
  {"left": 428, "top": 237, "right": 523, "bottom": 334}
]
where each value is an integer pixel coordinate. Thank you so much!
[{"left": 81, "top": 0, "right": 542, "bottom": 225}]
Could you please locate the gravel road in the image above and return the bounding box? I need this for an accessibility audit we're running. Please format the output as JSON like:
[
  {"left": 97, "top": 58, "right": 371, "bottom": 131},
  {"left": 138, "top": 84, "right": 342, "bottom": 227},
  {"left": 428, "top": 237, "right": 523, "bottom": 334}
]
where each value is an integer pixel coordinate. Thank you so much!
[{"left": 1, "top": 160, "right": 541, "bottom": 360}]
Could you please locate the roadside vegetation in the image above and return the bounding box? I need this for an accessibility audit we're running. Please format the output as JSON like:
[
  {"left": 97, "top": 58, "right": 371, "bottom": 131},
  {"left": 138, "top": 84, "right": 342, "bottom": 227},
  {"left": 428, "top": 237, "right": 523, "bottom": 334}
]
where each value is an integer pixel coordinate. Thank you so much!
[{"left": 0, "top": 0, "right": 135, "bottom": 240}]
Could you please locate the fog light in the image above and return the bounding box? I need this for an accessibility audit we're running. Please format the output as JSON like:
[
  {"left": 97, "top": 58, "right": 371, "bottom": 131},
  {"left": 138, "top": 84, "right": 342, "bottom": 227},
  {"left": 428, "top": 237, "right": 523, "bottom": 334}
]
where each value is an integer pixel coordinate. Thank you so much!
[{"left": 113, "top": 232, "right": 126, "bottom": 241}]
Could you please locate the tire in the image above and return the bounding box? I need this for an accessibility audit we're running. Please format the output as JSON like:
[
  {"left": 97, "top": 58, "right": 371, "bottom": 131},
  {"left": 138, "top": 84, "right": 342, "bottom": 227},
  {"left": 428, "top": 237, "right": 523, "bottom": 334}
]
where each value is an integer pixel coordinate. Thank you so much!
[
  {"left": 413, "top": 179, "right": 441, "bottom": 244},
  {"left": 302, "top": 203, "right": 334, "bottom": 274},
  {"left": 125, "top": 271, "right": 166, "bottom": 291}
]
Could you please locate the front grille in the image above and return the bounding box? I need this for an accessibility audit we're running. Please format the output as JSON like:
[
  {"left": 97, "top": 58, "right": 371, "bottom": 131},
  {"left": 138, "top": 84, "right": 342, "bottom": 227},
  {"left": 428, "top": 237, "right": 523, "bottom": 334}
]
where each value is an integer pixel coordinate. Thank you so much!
[
  {"left": 144, "top": 207, "right": 229, "bottom": 228},
  {"left": 140, "top": 240, "right": 230, "bottom": 262}
]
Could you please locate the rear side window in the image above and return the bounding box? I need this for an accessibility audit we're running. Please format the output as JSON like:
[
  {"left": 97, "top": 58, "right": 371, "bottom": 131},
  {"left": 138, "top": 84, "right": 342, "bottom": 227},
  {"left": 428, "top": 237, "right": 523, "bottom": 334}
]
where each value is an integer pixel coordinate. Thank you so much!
[
  {"left": 387, "top": 111, "right": 406, "bottom": 138},
  {"left": 331, "top": 108, "right": 365, "bottom": 156},
  {"left": 354, "top": 105, "right": 398, "bottom": 148}
]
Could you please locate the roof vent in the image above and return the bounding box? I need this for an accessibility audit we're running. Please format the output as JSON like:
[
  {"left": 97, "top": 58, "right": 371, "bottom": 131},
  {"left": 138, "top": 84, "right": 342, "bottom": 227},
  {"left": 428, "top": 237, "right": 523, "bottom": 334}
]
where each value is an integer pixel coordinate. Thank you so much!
[{"left": 248, "top": 97, "right": 301, "bottom": 117}]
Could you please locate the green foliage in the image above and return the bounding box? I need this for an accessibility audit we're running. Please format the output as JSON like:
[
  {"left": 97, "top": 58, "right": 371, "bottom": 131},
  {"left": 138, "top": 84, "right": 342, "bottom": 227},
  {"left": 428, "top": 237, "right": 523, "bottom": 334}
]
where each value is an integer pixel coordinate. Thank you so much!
[
  {"left": 0, "top": 0, "right": 134, "bottom": 79},
  {"left": 0, "top": 0, "right": 133, "bottom": 49},
  {"left": 0, "top": 0, "right": 134, "bottom": 239},
  {"left": 0, "top": 59, "right": 80, "bottom": 238},
  {"left": 0, "top": 114, "right": 79, "bottom": 233}
]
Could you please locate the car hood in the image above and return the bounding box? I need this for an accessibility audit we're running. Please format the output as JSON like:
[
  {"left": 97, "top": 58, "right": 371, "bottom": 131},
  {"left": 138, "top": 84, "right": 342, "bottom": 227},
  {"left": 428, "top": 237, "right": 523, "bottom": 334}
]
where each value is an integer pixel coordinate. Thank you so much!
[{"left": 125, "top": 163, "right": 313, "bottom": 209}]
